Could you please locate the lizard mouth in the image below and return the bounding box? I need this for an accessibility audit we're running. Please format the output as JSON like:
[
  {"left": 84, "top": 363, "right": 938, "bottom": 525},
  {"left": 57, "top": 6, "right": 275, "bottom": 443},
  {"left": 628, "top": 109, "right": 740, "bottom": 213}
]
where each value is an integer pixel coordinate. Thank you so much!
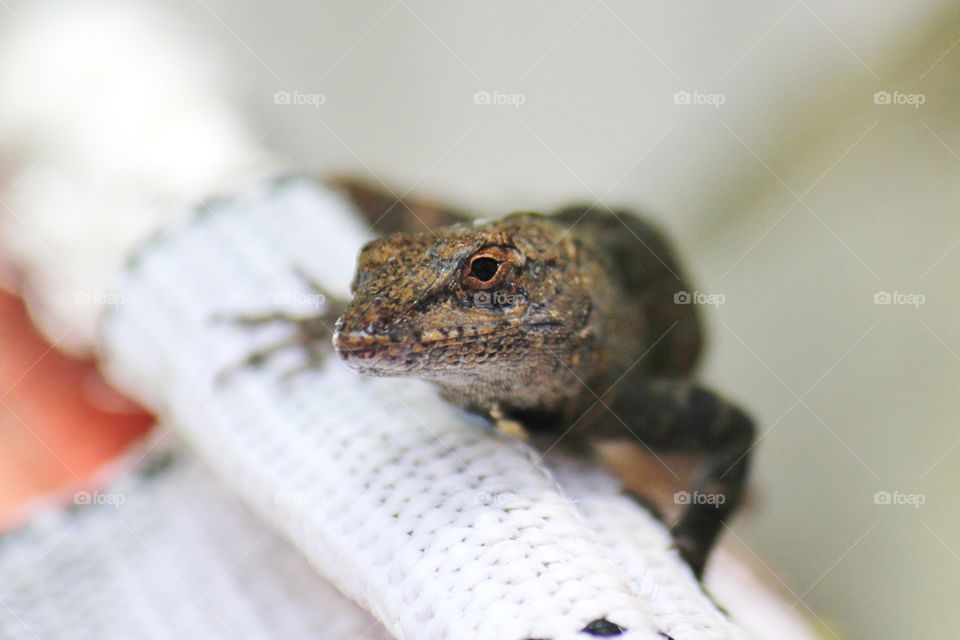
[{"left": 332, "top": 330, "right": 407, "bottom": 374}]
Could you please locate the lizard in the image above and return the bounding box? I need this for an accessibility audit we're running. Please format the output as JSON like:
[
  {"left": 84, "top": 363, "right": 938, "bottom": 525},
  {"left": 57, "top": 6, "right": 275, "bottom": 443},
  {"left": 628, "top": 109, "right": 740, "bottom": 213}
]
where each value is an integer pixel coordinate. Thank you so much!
[{"left": 237, "top": 177, "right": 755, "bottom": 581}]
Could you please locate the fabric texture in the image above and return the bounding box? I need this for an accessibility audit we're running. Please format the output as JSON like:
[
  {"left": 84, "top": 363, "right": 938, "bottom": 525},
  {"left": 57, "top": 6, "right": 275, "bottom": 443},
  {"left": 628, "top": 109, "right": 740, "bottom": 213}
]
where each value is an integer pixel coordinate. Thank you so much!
[
  {"left": 0, "top": 5, "right": 818, "bottom": 638},
  {"left": 91, "top": 176, "right": 807, "bottom": 640},
  {"left": 0, "top": 441, "right": 393, "bottom": 640},
  {"left": 0, "top": 174, "right": 820, "bottom": 640}
]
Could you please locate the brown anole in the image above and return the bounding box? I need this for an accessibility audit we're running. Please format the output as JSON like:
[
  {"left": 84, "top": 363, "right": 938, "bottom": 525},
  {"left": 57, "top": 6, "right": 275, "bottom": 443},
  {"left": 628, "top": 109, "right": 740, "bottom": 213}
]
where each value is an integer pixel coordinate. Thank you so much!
[{"left": 236, "top": 177, "right": 755, "bottom": 582}]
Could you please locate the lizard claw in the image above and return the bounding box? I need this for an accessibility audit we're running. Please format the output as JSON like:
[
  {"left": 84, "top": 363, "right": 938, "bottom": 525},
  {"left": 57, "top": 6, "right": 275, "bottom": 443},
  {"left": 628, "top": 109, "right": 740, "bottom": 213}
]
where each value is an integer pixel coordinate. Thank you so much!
[
  {"left": 494, "top": 418, "right": 529, "bottom": 441},
  {"left": 213, "top": 269, "right": 349, "bottom": 383}
]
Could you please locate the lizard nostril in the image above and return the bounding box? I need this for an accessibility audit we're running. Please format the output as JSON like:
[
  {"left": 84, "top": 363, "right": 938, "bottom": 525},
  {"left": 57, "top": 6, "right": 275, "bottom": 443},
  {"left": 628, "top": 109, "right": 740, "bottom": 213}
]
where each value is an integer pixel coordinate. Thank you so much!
[{"left": 581, "top": 618, "right": 625, "bottom": 636}]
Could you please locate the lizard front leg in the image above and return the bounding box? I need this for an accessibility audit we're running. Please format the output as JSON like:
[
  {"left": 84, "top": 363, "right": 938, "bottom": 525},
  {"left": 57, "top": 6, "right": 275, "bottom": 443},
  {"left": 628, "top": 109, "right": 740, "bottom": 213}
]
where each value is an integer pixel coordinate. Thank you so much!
[
  {"left": 589, "top": 379, "right": 755, "bottom": 578},
  {"left": 215, "top": 269, "right": 349, "bottom": 380}
]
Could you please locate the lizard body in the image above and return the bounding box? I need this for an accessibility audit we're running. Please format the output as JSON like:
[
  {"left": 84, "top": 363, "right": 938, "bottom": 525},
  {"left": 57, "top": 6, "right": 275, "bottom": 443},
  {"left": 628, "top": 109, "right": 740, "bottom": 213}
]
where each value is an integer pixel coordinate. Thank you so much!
[
  {"left": 334, "top": 207, "right": 700, "bottom": 427},
  {"left": 239, "top": 178, "right": 755, "bottom": 580}
]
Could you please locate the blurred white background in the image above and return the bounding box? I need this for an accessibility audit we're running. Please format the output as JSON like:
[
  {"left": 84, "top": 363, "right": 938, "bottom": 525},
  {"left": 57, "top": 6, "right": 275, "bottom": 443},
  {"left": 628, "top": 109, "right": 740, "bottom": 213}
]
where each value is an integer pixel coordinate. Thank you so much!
[{"left": 1, "top": 1, "right": 958, "bottom": 638}]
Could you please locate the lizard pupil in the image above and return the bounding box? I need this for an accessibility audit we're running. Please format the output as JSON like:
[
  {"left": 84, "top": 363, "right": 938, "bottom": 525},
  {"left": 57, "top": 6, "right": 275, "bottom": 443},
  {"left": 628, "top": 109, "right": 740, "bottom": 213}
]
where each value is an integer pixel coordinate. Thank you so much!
[{"left": 469, "top": 257, "right": 500, "bottom": 282}]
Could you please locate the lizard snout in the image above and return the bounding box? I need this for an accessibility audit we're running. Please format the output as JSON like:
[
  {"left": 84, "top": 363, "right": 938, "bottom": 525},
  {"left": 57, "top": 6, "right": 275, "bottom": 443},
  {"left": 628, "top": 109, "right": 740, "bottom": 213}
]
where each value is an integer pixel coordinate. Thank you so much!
[
  {"left": 332, "top": 329, "right": 386, "bottom": 357},
  {"left": 332, "top": 327, "right": 408, "bottom": 375}
]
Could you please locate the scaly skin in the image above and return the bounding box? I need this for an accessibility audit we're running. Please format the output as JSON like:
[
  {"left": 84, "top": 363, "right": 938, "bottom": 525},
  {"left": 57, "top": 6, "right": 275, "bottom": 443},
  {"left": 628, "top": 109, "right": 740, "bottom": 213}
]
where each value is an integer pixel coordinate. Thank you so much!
[
  {"left": 238, "top": 178, "right": 755, "bottom": 581},
  {"left": 333, "top": 209, "right": 701, "bottom": 422}
]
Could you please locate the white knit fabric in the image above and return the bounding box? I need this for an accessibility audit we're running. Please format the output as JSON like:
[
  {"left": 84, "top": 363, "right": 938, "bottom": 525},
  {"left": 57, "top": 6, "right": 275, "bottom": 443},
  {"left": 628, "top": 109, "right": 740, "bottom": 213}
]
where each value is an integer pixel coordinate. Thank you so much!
[
  {"left": 97, "top": 176, "right": 760, "bottom": 640},
  {"left": 0, "top": 440, "right": 392, "bottom": 640},
  {"left": 0, "top": 171, "right": 823, "bottom": 639},
  {"left": 0, "top": 435, "right": 812, "bottom": 640},
  {"left": 546, "top": 460, "right": 817, "bottom": 640},
  {"left": 0, "top": 5, "right": 821, "bottom": 638}
]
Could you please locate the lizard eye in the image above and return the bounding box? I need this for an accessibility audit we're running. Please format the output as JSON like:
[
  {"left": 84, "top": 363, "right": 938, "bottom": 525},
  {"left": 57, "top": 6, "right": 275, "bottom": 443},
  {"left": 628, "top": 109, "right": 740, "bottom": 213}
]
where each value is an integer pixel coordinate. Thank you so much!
[
  {"left": 461, "top": 247, "right": 512, "bottom": 290},
  {"left": 469, "top": 257, "right": 500, "bottom": 281}
]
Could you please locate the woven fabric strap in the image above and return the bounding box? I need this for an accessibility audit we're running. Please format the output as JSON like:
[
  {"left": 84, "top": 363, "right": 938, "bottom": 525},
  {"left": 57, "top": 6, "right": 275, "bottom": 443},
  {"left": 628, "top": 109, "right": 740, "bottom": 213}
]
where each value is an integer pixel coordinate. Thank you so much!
[
  {"left": 98, "top": 176, "right": 757, "bottom": 640},
  {"left": 0, "top": 443, "right": 394, "bottom": 640}
]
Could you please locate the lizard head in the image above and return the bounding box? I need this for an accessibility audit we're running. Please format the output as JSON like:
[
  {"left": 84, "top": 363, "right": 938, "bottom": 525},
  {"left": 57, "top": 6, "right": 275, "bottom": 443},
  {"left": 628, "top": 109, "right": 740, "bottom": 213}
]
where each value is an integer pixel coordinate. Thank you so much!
[{"left": 332, "top": 213, "right": 598, "bottom": 391}]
